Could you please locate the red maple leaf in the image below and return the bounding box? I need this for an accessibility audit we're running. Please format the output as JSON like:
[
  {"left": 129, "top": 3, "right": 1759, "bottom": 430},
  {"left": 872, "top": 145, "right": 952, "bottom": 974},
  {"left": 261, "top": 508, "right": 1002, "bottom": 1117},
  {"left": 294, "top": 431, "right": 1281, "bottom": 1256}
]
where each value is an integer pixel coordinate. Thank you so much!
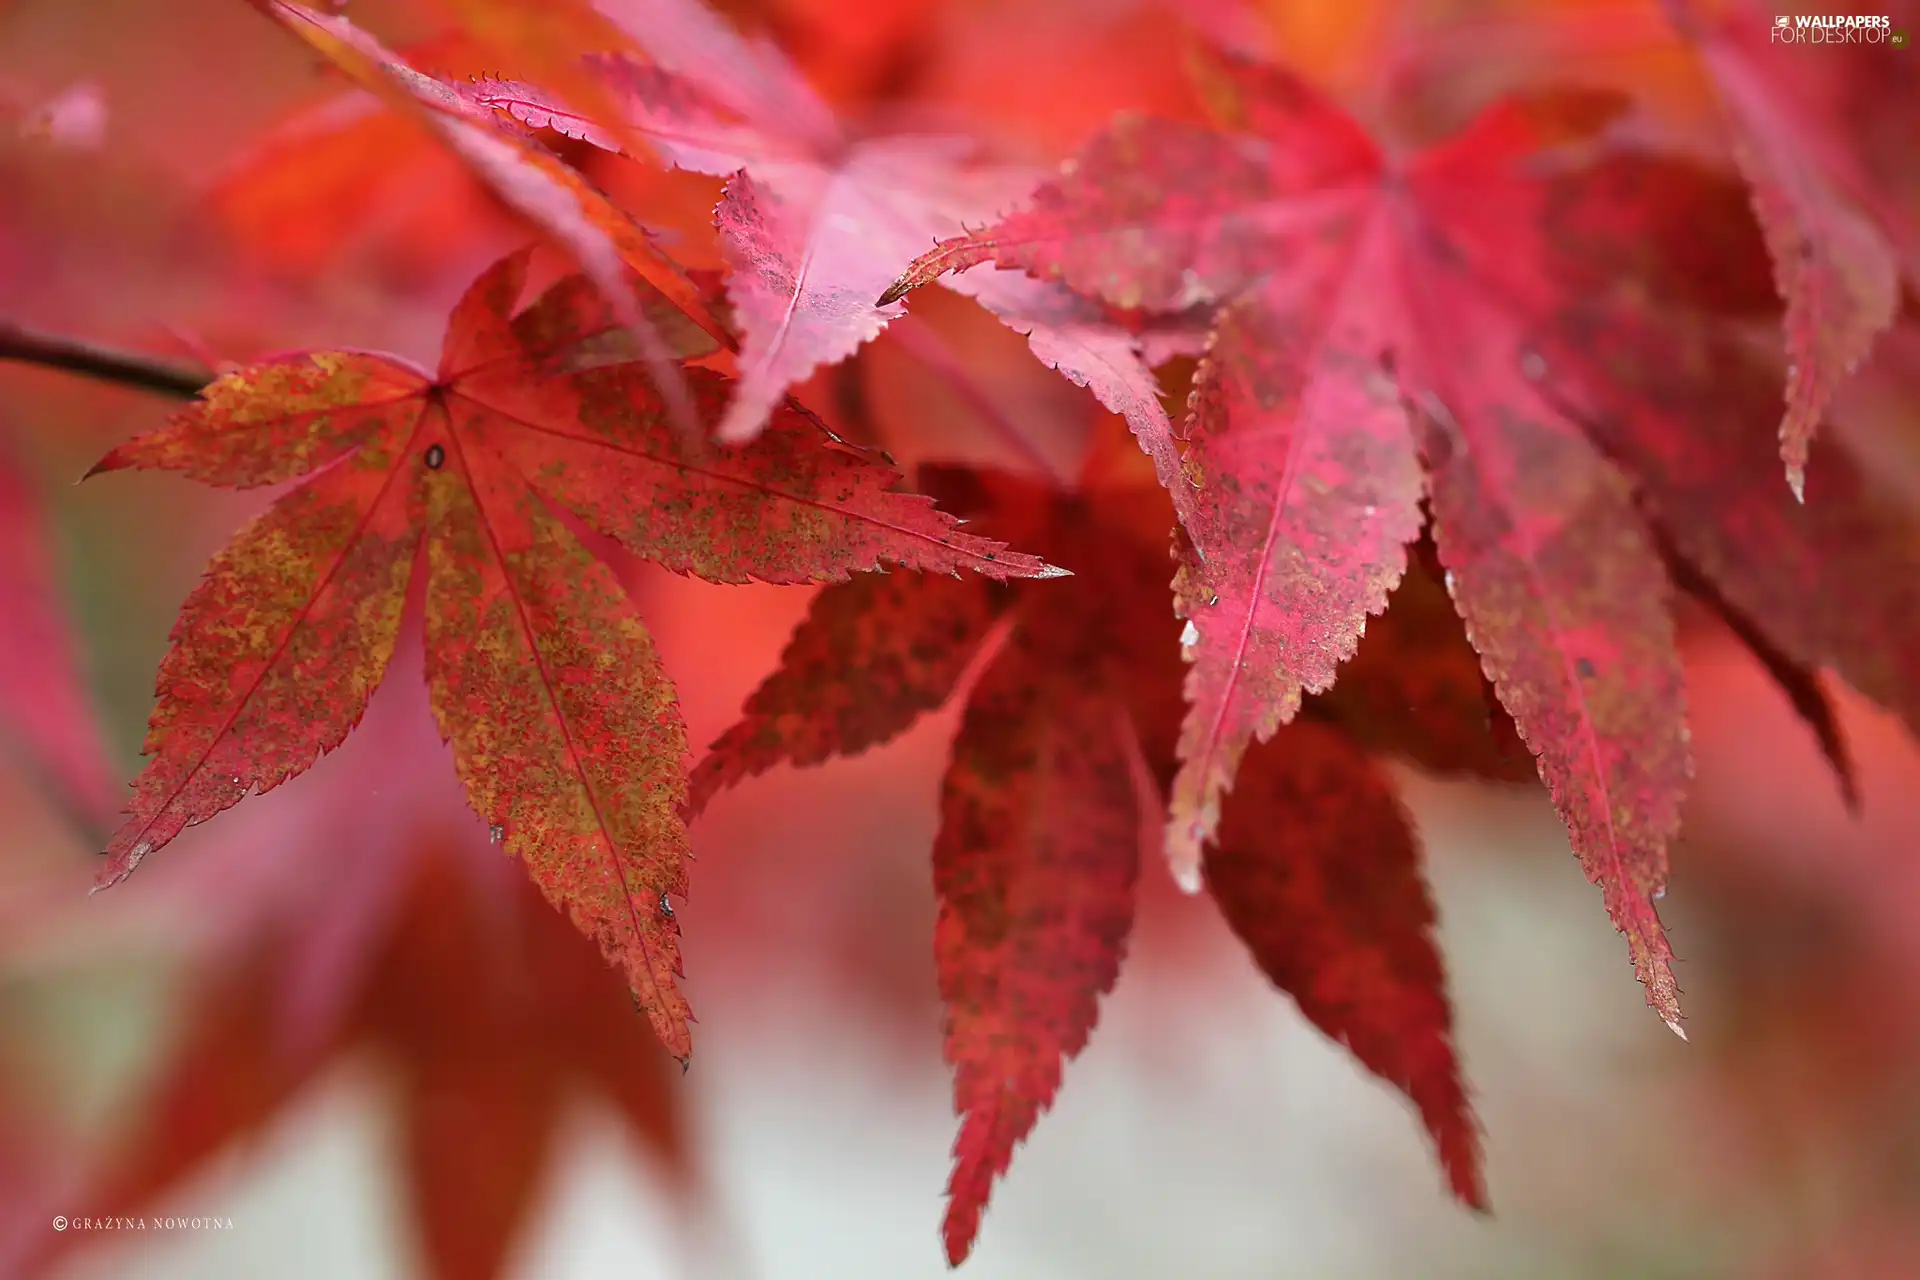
[
  {"left": 5, "top": 2, "right": 1916, "bottom": 1270},
  {"left": 882, "top": 53, "right": 1920, "bottom": 1041},
  {"left": 693, "top": 433, "right": 1481, "bottom": 1261},
  {"left": 883, "top": 63, "right": 1703, "bottom": 1030},
  {"left": 85, "top": 248, "right": 1059, "bottom": 1061}
]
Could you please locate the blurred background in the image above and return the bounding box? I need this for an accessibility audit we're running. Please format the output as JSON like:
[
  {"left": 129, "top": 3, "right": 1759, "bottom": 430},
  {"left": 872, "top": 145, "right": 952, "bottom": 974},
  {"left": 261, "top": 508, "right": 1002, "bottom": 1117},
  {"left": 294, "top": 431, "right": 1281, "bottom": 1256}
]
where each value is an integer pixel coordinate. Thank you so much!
[{"left": 1, "top": 0, "right": 1917, "bottom": 1276}]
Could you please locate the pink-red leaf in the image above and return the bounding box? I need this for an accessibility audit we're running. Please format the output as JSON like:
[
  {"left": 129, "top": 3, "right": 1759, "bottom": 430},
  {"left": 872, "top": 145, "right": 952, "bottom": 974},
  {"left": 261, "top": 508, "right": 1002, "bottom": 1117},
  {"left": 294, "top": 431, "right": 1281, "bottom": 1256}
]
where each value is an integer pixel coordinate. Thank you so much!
[
  {"left": 1546, "top": 315, "right": 1920, "bottom": 745},
  {"left": 885, "top": 65, "right": 1700, "bottom": 1028},
  {"left": 475, "top": 5, "right": 1174, "bottom": 451},
  {"left": 1417, "top": 335, "right": 1690, "bottom": 1036},
  {"left": 1167, "top": 277, "right": 1425, "bottom": 891}
]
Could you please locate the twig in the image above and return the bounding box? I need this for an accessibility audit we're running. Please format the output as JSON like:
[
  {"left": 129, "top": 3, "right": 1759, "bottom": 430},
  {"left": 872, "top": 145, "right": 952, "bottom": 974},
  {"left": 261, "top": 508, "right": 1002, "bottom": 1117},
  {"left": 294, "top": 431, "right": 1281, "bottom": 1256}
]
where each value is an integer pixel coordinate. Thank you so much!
[{"left": 0, "top": 320, "right": 212, "bottom": 400}]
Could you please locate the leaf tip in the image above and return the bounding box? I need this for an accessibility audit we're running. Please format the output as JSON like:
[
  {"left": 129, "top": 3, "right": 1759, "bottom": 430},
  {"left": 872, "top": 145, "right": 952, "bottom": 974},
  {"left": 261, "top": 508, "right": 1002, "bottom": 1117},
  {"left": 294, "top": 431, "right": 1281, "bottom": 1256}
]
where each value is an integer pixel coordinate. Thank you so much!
[
  {"left": 1168, "top": 840, "right": 1204, "bottom": 894},
  {"left": 1033, "top": 562, "right": 1074, "bottom": 580},
  {"left": 1663, "top": 1014, "right": 1689, "bottom": 1042},
  {"left": 81, "top": 449, "right": 129, "bottom": 481},
  {"left": 715, "top": 395, "right": 770, "bottom": 447},
  {"left": 941, "top": 1199, "right": 982, "bottom": 1268},
  {"left": 92, "top": 837, "right": 152, "bottom": 893}
]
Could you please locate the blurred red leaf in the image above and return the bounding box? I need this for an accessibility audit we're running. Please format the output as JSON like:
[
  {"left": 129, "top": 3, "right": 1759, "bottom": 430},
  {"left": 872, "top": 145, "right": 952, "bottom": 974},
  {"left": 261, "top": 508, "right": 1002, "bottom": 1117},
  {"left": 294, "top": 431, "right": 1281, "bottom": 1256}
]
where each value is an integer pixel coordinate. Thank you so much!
[
  {"left": 466, "top": 0, "right": 1176, "bottom": 453},
  {"left": 0, "top": 435, "right": 114, "bottom": 821},
  {"left": 246, "top": 0, "right": 731, "bottom": 423},
  {"left": 1666, "top": 547, "right": 1857, "bottom": 810},
  {"left": 204, "top": 48, "right": 517, "bottom": 287},
  {"left": 1662, "top": 0, "right": 1915, "bottom": 496},
  {"left": 32, "top": 817, "right": 697, "bottom": 1280},
  {"left": 1533, "top": 314, "right": 1920, "bottom": 753}
]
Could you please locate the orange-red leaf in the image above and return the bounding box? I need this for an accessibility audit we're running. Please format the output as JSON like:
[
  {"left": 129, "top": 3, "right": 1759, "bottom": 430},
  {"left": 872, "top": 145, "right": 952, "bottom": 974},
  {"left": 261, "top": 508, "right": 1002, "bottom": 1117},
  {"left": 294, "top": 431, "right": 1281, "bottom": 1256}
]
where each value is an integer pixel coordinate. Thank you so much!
[
  {"left": 422, "top": 436, "right": 693, "bottom": 1053},
  {"left": 1169, "top": 279, "right": 1425, "bottom": 890},
  {"left": 98, "top": 420, "right": 420, "bottom": 882},
  {"left": 203, "top": 36, "right": 518, "bottom": 286},
  {"left": 90, "top": 250, "right": 1058, "bottom": 1058}
]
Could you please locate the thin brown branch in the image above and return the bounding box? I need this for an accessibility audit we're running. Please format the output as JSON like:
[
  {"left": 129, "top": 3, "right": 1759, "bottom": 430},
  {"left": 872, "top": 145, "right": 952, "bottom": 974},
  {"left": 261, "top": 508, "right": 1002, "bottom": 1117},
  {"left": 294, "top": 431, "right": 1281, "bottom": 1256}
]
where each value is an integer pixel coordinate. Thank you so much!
[{"left": 0, "top": 319, "right": 212, "bottom": 400}]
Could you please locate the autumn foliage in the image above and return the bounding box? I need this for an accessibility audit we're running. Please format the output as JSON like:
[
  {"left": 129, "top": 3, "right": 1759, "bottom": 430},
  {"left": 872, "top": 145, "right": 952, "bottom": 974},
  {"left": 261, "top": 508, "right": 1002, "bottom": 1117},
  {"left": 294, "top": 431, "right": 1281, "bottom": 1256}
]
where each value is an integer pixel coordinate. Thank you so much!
[{"left": 1, "top": 0, "right": 1916, "bottom": 1273}]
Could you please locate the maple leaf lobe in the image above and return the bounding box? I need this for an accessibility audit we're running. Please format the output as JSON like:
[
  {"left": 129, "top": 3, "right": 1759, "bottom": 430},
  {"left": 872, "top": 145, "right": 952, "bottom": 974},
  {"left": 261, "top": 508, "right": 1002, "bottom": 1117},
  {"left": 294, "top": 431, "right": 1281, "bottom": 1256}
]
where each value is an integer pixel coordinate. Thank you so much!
[
  {"left": 937, "top": 639, "right": 1139, "bottom": 1265},
  {"left": 1206, "top": 723, "right": 1486, "bottom": 1208}
]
